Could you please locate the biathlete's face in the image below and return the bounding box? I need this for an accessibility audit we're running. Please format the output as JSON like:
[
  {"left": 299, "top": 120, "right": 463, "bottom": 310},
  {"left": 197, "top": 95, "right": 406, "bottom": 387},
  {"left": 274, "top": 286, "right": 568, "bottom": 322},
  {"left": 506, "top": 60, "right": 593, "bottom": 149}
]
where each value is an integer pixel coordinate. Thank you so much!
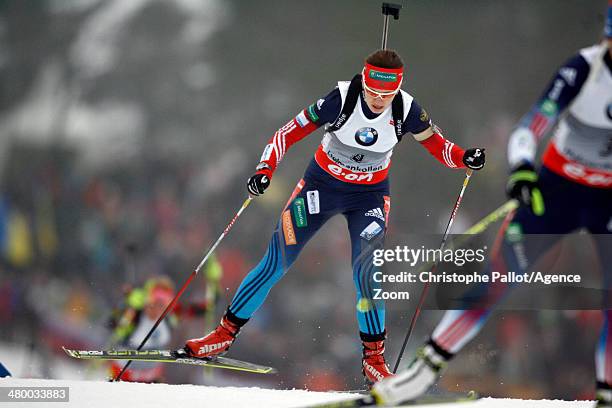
[{"left": 362, "top": 86, "right": 398, "bottom": 114}]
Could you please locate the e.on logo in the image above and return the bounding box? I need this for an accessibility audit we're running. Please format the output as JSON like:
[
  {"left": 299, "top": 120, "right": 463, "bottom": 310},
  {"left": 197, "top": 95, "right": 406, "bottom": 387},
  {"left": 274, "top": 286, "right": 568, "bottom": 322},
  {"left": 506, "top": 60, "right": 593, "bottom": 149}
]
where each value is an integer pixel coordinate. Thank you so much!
[{"left": 327, "top": 164, "right": 374, "bottom": 182}]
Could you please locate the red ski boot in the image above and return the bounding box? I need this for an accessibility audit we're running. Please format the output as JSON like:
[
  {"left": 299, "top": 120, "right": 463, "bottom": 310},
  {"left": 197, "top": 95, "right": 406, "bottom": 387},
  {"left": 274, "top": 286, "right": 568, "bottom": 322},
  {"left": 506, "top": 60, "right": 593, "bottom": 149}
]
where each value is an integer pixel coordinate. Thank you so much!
[
  {"left": 185, "top": 314, "right": 242, "bottom": 358},
  {"left": 362, "top": 339, "right": 394, "bottom": 384}
]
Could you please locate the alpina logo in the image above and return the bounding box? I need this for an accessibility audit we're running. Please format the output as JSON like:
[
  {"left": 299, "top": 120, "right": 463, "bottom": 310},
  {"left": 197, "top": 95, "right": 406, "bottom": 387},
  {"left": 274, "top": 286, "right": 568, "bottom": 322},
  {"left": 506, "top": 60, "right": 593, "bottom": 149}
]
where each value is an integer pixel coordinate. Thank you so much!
[
  {"left": 364, "top": 362, "right": 385, "bottom": 381},
  {"left": 199, "top": 340, "right": 233, "bottom": 354}
]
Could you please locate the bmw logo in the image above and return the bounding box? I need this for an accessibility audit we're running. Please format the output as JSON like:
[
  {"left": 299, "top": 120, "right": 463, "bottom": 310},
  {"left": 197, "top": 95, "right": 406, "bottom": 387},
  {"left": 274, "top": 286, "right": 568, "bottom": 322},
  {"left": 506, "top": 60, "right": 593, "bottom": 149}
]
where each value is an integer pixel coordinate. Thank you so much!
[
  {"left": 355, "top": 127, "right": 379, "bottom": 146},
  {"left": 607, "top": 102, "right": 612, "bottom": 121}
]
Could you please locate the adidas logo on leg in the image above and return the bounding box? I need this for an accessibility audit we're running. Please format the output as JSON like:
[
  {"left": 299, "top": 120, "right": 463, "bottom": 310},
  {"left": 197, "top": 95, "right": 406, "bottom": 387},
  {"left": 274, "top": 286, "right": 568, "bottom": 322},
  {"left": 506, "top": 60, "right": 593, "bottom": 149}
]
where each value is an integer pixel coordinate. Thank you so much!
[{"left": 365, "top": 208, "right": 385, "bottom": 221}]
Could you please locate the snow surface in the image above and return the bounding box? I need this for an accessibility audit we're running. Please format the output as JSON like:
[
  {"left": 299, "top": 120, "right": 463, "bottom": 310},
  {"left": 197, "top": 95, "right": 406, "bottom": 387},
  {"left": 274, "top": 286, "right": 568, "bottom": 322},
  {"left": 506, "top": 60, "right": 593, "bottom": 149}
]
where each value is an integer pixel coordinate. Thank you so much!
[{"left": 0, "top": 378, "right": 596, "bottom": 408}]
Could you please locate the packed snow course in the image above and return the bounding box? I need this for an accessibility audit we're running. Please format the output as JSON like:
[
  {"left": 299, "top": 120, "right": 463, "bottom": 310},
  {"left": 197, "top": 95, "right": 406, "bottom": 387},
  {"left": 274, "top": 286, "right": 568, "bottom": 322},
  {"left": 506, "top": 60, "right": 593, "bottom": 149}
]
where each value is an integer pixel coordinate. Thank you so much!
[{"left": 0, "top": 378, "right": 597, "bottom": 408}]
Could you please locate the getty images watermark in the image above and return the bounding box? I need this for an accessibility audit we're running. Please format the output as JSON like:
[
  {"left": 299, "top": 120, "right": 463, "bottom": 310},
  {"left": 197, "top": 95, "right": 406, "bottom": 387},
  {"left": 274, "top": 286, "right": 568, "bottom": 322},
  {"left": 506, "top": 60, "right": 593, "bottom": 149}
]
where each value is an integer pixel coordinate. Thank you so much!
[{"left": 370, "top": 245, "right": 582, "bottom": 300}]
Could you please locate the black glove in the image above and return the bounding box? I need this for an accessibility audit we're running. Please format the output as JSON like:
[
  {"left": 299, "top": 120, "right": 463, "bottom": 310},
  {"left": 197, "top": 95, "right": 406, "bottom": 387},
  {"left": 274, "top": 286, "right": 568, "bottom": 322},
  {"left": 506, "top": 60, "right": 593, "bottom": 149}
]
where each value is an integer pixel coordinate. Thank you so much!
[
  {"left": 247, "top": 173, "right": 270, "bottom": 196},
  {"left": 506, "top": 163, "right": 545, "bottom": 216},
  {"left": 462, "top": 148, "right": 486, "bottom": 170}
]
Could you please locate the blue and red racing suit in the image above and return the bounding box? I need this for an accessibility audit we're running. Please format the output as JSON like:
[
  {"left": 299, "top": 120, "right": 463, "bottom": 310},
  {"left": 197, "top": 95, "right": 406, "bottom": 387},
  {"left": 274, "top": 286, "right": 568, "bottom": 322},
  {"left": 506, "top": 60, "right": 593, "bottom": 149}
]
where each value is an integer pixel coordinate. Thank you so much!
[
  {"left": 226, "top": 79, "right": 470, "bottom": 341},
  {"left": 429, "top": 43, "right": 612, "bottom": 386}
]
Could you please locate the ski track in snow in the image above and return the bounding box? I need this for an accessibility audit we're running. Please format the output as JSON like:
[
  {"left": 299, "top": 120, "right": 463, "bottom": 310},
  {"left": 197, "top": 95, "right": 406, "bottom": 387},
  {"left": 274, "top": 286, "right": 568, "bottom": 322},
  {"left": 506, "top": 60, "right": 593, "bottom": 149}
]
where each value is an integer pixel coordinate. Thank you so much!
[{"left": 0, "top": 378, "right": 597, "bottom": 408}]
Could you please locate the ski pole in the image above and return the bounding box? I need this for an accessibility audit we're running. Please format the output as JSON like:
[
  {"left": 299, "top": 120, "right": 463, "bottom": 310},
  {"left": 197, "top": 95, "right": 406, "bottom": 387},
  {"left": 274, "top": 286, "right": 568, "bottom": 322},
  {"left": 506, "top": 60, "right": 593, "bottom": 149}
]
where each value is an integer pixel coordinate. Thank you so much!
[
  {"left": 381, "top": 3, "right": 402, "bottom": 49},
  {"left": 392, "top": 170, "right": 474, "bottom": 373},
  {"left": 112, "top": 196, "right": 254, "bottom": 381},
  {"left": 463, "top": 199, "right": 518, "bottom": 235},
  {"left": 398, "top": 199, "right": 519, "bottom": 283}
]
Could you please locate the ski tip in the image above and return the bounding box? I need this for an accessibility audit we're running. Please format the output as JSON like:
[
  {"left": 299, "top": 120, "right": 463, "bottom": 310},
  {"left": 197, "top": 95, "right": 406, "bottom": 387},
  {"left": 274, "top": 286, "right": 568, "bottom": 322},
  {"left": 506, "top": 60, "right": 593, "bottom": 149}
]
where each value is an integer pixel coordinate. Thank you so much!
[{"left": 62, "top": 347, "right": 79, "bottom": 359}]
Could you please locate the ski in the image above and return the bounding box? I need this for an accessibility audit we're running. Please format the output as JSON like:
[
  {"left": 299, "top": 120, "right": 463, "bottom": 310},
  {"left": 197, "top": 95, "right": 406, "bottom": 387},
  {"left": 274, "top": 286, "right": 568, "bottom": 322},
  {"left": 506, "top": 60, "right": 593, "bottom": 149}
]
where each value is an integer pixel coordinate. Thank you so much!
[
  {"left": 62, "top": 347, "right": 277, "bottom": 374},
  {"left": 302, "top": 390, "right": 479, "bottom": 407}
]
